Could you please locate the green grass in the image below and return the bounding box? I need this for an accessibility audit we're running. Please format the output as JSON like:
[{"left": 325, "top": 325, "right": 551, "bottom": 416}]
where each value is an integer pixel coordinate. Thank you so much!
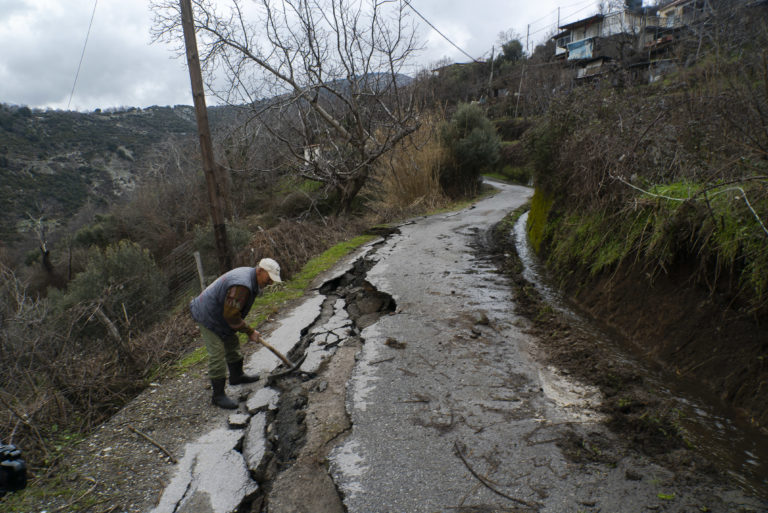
[
  {"left": 534, "top": 177, "right": 768, "bottom": 310},
  {"left": 0, "top": 471, "right": 88, "bottom": 512},
  {"left": 245, "top": 234, "right": 377, "bottom": 327},
  {"left": 0, "top": 427, "right": 95, "bottom": 512},
  {"left": 275, "top": 174, "right": 324, "bottom": 195},
  {"left": 526, "top": 188, "right": 554, "bottom": 254},
  {"left": 483, "top": 172, "right": 509, "bottom": 182},
  {"left": 175, "top": 346, "right": 208, "bottom": 373},
  {"left": 647, "top": 181, "right": 700, "bottom": 200}
]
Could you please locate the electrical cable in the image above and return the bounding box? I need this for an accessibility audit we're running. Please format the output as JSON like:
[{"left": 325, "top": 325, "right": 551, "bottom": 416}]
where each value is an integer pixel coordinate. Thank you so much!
[
  {"left": 526, "top": 0, "right": 598, "bottom": 40},
  {"left": 527, "top": 0, "right": 595, "bottom": 30},
  {"left": 402, "top": 0, "right": 480, "bottom": 63},
  {"left": 67, "top": 0, "right": 98, "bottom": 110},
  {"left": 558, "top": 2, "right": 600, "bottom": 25},
  {"left": 524, "top": 1, "right": 601, "bottom": 51}
]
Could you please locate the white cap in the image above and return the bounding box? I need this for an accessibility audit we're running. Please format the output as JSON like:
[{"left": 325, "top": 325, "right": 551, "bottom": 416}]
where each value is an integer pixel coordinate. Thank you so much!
[{"left": 258, "top": 258, "right": 282, "bottom": 283}]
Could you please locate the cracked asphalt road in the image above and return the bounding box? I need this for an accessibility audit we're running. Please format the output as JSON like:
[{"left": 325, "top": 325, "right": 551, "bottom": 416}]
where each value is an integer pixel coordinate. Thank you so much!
[
  {"left": 325, "top": 182, "right": 765, "bottom": 512},
  {"left": 328, "top": 182, "right": 573, "bottom": 511},
  {"left": 66, "top": 180, "right": 765, "bottom": 513}
]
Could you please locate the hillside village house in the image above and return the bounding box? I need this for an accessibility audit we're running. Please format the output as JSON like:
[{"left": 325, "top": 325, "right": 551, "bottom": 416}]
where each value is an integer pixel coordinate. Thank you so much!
[
  {"left": 657, "top": 0, "right": 709, "bottom": 27},
  {"left": 552, "top": 0, "right": 712, "bottom": 82}
]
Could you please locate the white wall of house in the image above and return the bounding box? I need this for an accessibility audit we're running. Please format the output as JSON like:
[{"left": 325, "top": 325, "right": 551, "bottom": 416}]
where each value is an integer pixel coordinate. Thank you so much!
[
  {"left": 569, "top": 21, "right": 602, "bottom": 43},
  {"left": 602, "top": 11, "right": 644, "bottom": 37}
]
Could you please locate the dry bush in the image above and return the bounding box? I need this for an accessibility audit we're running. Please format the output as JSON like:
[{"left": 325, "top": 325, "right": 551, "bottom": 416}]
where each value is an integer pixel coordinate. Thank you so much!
[
  {"left": 114, "top": 141, "right": 209, "bottom": 260},
  {"left": 364, "top": 111, "right": 448, "bottom": 221},
  {"left": 0, "top": 257, "right": 202, "bottom": 467},
  {"left": 235, "top": 218, "right": 367, "bottom": 279}
]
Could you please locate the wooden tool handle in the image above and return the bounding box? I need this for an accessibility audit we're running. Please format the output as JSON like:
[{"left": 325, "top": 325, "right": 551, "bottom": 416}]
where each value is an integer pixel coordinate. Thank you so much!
[{"left": 257, "top": 336, "right": 294, "bottom": 367}]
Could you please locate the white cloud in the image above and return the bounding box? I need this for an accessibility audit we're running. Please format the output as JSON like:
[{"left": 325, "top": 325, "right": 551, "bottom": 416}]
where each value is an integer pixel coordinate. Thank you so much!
[
  {"left": 0, "top": 0, "right": 611, "bottom": 111},
  {"left": 0, "top": 0, "right": 190, "bottom": 110}
]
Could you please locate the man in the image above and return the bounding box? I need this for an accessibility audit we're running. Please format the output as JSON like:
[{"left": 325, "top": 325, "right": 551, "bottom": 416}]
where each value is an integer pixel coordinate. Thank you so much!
[{"left": 190, "top": 258, "right": 282, "bottom": 409}]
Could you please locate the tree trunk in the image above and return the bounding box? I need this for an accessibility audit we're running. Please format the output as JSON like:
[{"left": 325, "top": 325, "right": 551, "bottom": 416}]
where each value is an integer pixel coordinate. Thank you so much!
[{"left": 337, "top": 167, "right": 371, "bottom": 214}]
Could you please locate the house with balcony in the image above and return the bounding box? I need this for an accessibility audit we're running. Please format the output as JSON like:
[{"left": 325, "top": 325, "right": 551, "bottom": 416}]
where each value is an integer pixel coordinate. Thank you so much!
[
  {"left": 551, "top": 0, "right": 720, "bottom": 83},
  {"left": 549, "top": 0, "right": 763, "bottom": 84},
  {"left": 552, "top": 8, "right": 649, "bottom": 80},
  {"left": 642, "top": 0, "right": 711, "bottom": 53}
]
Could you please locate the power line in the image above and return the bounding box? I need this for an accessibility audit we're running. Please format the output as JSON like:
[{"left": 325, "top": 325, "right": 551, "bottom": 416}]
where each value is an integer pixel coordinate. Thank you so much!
[
  {"left": 560, "top": 0, "right": 598, "bottom": 10},
  {"left": 68, "top": 0, "right": 98, "bottom": 110},
  {"left": 402, "top": 0, "right": 480, "bottom": 63},
  {"left": 527, "top": 0, "right": 595, "bottom": 30},
  {"left": 527, "top": 1, "right": 599, "bottom": 40},
  {"left": 404, "top": 0, "right": 598, "bottom": 63},
  {"left": 558, "top": 2, "right": 600, "bottom": 25}
]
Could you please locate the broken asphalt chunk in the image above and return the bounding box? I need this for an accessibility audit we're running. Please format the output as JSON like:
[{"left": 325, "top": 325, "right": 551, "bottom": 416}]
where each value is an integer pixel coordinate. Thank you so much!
[{"left": 246, "top": 387, "right": 280, "bottom": 414}]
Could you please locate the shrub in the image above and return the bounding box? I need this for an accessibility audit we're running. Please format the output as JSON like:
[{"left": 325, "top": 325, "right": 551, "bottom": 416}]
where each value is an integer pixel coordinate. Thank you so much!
[
  {"left": 499, "top": 165, "right": 533, "bottom": 185},
  {"left": 499, "top": 140, "right": 527, "bottom": 168},
  {"left": 73, "top": 214, "right": 122, "bottom": 249},
  {"left": 494, "top": 118, "right": 532, "bottom": 141},
  {"left": 440, "top": 103, "right": 500, "bottom": 198},
  {"left": 51, "top": 240, "right": 168, "bottom": 337}
]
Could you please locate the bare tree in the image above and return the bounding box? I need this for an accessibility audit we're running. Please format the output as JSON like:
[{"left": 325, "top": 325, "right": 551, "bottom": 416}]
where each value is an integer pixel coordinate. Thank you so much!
[{"left": 152, "top": 0, "right": 422, "bottom": 213}]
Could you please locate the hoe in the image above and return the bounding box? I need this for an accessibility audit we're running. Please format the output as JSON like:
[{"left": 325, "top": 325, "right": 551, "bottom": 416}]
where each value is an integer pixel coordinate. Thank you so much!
[{"left": 256, "top": 334, "right": 306, "bottom": 380}]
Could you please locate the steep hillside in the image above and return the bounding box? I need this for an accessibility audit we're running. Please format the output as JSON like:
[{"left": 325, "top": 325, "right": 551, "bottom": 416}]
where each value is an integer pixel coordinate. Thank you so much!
[{"left": 0, "top": 104, "right": 203, "bottom": 244}]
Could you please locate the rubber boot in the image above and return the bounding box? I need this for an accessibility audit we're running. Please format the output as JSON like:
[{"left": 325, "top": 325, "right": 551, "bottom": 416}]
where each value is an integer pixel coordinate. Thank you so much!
[
  {"left": 228, "top": 359, "right": 259, "bottom": 385},
  {"left": 211, "top": 377, "right": 238, "bottom": 409}
]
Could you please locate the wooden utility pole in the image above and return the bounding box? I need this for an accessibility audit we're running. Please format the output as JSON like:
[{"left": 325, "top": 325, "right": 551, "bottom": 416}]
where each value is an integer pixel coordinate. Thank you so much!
[
  {"left": 179, "top": 0, "right": 232, "bottom": 273},
  {"left": 526, "top": 24, "right": 530, "bottom": 56},
  {"left": 488, "top": 46, "right": 495, "bottom": 98}
]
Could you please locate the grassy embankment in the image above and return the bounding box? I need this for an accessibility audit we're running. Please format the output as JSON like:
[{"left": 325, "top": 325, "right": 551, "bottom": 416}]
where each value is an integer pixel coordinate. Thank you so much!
[{"left": 522, "top": 40, "right": 768, "bottom": 426}]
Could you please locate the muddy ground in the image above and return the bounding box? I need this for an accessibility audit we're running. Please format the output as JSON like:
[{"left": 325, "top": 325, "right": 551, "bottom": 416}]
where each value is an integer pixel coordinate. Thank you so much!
[
  {"left": 8, "top": 210, "right": 767, "bottom": 512},
  {"left": 572, "top": 261, "right": 768, "bottom": 429}
]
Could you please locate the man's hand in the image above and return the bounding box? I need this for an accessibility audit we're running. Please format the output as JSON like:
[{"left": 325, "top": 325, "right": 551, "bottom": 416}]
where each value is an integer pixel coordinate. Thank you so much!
[{"left": 248, "top": 330, "right": 262, "bottom": 343}]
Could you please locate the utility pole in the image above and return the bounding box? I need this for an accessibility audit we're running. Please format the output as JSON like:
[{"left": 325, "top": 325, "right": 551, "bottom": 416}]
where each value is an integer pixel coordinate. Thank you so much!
[
  {"left": 488, "top": 46, "right": 495, "bottom": 98},
  {"left": 526, "top": 24, "right": 530, "bottom": 56},
  {"left": 179, "top": 0, "right": 232, "bottom": 274}
]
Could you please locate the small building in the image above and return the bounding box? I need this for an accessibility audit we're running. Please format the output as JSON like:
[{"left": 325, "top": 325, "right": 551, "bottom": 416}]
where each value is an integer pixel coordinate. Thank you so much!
[
  {"left": 555, "top": 10, "right": 648, "bottom": 62},
  {"left": 657, "top": 0, "right": 709, "bottom": 28},
  {"left": 551, "top": 9, "right": 650, "bottom": 81}
]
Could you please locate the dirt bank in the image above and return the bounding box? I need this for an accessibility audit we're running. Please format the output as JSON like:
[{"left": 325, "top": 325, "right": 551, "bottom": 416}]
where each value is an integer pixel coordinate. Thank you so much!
[{"left": 572, "top": 261, "right": 768, "bottom": 429}]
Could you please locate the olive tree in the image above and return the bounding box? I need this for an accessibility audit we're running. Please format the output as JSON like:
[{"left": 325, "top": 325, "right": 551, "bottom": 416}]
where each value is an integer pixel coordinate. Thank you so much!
[{"left": 152, "top": 0, "right": 422, "bottom": 213}]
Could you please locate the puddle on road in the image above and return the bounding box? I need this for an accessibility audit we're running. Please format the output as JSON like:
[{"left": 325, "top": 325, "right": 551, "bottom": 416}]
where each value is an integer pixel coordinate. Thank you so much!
[
  {"left": 513, "top": 212, "right": 768, "bottom": 500},
  {"left": 538, "top": 365, "right": 605, "bottom": 424}
]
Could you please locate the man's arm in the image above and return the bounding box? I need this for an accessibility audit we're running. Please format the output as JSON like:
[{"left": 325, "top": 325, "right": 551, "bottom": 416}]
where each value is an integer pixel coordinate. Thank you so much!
[{"left": 222, "top": 285, "right": 259, "bottom": 339}]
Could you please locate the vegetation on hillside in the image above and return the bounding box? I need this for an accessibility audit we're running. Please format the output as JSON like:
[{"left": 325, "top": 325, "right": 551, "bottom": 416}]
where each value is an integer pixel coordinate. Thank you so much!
[
  {"left": 525, "top": 6, "right": 768, "bottom": 314},
  {"left": 522, "top": 1, "right": 768, "bottom": 425},
  {"left": 0, "top": 105, "right": 200, "bottom": 241}
]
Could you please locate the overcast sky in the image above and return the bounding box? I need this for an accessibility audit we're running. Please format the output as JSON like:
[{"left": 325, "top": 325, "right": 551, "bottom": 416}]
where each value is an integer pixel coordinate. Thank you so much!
[{"left": 0, "top": 0, "right": 609, "bottom": 112}]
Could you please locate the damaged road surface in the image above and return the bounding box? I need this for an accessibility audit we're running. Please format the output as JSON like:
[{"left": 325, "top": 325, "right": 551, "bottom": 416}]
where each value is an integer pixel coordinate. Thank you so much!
[{"left": 149, "top": 181, "right": 766, "bottom": 513}]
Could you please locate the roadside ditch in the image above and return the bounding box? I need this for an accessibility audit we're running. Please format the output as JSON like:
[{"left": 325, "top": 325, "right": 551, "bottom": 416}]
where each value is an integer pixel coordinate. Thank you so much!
[{"left": 487, "top": 207, "right": 768, "bottom": 503}]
